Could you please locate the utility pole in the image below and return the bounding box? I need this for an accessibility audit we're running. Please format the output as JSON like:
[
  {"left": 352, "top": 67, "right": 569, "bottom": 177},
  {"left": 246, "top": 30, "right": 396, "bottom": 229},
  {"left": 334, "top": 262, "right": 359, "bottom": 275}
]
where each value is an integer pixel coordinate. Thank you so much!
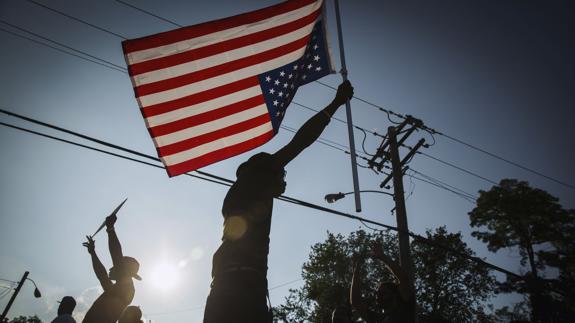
[
  {"left": 0, "top": 271, "right": 29, "bottom": 322},
  {"left": 368, "top": 116, "right": 427, "bottom": 323},
  {"left": 387, "top": 127, "right": 418, "bottom": 296}
]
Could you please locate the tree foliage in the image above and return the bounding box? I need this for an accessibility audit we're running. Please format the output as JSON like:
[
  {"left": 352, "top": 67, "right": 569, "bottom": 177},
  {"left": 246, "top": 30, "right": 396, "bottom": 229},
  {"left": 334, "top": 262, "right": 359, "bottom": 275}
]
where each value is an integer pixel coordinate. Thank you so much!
[
  {"left": 468, "top": 179, "right": 575, "bottom": 322},
  {"left": 274, "top": 228, "right": 497, "bottom": 322},
  {"left": 7, "top": 316, "right": 42, "bottom": 323}
]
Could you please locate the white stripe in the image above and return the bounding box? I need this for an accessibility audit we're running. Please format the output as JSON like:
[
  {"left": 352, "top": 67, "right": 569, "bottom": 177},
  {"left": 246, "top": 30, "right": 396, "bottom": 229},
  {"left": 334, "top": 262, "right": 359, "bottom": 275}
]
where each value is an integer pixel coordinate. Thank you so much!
[
  {"left": 154, "top": 104, "right": 268, "bottom": 147},
  {"left": 133, "top": 21, "right": 316, "bottom": 86},
  {"left": 127, "top": 1, "right": 322, "bottom": 64},
  {"left": 145, "top": 86, "right": 263, "bottom": 127},
  {"left": 138, "top": 46, "right": 306, "bottom": 107},
  {"left": 162, "top": 122, "right": 273, "bottom": 166}
]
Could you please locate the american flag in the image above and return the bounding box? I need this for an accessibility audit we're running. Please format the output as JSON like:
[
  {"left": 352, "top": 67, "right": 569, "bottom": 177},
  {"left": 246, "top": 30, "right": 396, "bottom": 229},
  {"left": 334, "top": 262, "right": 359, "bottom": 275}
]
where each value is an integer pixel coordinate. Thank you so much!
[{"left": 122, "top": 0, "right": 334, "bottom": 177}]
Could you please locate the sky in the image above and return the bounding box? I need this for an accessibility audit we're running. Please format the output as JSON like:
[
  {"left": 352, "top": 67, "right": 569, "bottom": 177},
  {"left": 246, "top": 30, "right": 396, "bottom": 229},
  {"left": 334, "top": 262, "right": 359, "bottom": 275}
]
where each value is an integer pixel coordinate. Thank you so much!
[{"left": 1, "top": 0, "right": 574, "bottom": 322}]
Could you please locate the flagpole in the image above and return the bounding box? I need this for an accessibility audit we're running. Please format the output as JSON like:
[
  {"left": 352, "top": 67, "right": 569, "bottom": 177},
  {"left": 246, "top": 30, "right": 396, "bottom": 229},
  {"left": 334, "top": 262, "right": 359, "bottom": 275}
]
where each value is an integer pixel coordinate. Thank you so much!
[{"left": 333, "top": 0, "right": 361, "bottom": 212}]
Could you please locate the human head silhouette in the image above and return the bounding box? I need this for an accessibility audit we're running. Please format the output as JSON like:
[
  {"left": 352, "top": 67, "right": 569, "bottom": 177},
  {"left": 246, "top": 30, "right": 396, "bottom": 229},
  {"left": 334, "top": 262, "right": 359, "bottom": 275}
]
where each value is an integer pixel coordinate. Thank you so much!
[
  {"left": 57, "top": 296, "right": 76, "bottom": 316},
  {"left": 236, "top": 152, "right": 286, "bottom": 197},
  {"left": 109, "top": 256, "right": 142, "bottom": 281}
]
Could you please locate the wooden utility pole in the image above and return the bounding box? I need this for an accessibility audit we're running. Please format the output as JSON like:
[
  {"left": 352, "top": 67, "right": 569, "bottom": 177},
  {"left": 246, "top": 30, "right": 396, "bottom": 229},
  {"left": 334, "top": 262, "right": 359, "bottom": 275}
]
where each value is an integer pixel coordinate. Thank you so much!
[
  {"left": 387, "top": 127, "right": 416, "bottom": 295},
  {"left": 0, "top": 271, "right": 29, "bottom": 322}
]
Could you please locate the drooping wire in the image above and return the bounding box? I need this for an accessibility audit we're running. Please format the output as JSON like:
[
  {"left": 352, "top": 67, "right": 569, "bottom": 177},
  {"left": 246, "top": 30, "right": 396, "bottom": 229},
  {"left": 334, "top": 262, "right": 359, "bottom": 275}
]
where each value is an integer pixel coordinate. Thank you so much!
[
  {"left": 416, "top": 150, "right": 499, "bottom": 186},
  {"left": 0, "top": 26, "right": 127, "bottom": 74},
  {"left": 0, "top": 115, "right": 529, "bottom": 281},
  {"left": 410, "top": 169, "right": 478, "bottom": 201},
  {"left": 0, "top": 21, "right": 376, "bottom": 166},
  {"left": 406, "top": 170, "right": 477, "bottom": 204},
  {"left": 111, "top": 0, "right": 575, "bottom": 191},
  {"left": 359, "top": 128, "right": 374, "bottom": 156},
  {"left": 25, "top": 0, "right": 129, "bottom": 39},
  {"left": 115, "top": 0, "right": 183, "bottom": 28},
  {"left": 0, "top": 19, "right": 127, "bottom": 72}
]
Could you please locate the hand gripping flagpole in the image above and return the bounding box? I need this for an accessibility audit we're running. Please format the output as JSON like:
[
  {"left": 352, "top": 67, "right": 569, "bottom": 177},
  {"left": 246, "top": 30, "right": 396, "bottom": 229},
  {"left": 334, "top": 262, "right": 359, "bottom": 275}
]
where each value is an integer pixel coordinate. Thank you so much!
[
  {"left": 334, "top": 0, "right": 362, "bottom": 212},
  {"left": 91, "top": 198, "right": 127, "bottom": 237}
]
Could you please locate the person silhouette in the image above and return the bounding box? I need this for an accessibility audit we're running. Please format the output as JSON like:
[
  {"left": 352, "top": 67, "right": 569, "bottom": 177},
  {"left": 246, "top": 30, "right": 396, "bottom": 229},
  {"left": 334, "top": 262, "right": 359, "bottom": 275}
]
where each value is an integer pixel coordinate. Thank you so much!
[
  {"left": 82, "top": 213, "right": 141, "bottom": 323},
  {"left": 203, "top": 81, "right": 354, "bottom": 323},
  {"left": 50, "top": 296, "right": 76, "bottom": 323},
  {"left": 119, "top": 306, "right": 144, "bottom": 323},
  {"left": 350, "top": 242, "right": 416, "bottom": 323}
]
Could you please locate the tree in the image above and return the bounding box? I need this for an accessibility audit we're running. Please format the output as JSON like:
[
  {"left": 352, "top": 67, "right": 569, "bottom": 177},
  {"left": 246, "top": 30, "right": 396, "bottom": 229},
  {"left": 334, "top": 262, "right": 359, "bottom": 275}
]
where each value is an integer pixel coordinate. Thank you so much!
[
  {"left": 469, "top": 179, "right": 574, "bottom": 322},
  {"left": 273, "top": 228, "right": 497, "bottom": 322},
  {"left": 412, "top": 227, "right": 495, "bottom": 322},
  {"left": 8, "top": 316, "right": 42, "bottom": 323}
]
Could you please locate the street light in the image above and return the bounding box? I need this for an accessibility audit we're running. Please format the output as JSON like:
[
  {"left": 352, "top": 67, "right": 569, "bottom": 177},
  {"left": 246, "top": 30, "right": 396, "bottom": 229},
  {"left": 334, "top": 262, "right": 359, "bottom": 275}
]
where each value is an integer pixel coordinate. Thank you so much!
[
  {"left": 27, "top": 278, "right": 42, "bottom": 298},
  {"left": 0, "top": 272, "right": 42, "bottom": 322},
  {"left": 325, "top": 190, "right": 394, "bottom": 203}
]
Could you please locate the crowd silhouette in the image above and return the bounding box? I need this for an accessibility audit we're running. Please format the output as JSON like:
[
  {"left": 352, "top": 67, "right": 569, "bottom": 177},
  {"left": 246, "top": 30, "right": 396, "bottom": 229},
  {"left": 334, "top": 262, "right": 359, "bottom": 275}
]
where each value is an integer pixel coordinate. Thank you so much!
[{"left": 41, "top": 81, "right": 418, "bottom": 323}]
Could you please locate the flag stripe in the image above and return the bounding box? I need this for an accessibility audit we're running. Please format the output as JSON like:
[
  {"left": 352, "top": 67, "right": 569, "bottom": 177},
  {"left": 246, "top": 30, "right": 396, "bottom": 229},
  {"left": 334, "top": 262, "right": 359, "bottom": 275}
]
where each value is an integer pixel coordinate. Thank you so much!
[
  {"left": 149, "top": 95, "right": 264, "bottom": 137},
  {"left": 128, "top": 8, "right": 320, "bottom": 76},
  {"left": 158, "top": 112, "right": 271, "bottom": 157},
  {"left": 162, "top": 122, "right": 273, "bottom": 166},
  {"left": 141, "top": 76, "right": 259, "bottom": 118},
  {"left": 154, "top": 104, "right": 268, "bottom": 147},
  {"left": 138, "top": 47, "right": 305, "bottom": 107},
  {"left": 123, "top": 0, "right": 317, "bottom": 54},
  {"left": 165, "top": 129, "right": 274, "bottom": 177},
  {"left": 145, "top": 85, "right": 262, "bottom": 128},
  {"left": 132, "top": 18, "right": 319, "bottom": 87},
  {"left": 135, "top": 35, "right": 311, "bottom": 97}
]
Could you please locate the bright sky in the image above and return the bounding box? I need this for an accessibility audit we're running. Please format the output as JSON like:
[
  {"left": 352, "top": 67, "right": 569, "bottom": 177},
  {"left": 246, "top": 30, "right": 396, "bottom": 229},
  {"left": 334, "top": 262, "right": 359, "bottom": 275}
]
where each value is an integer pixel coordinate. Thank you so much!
[{"left": 1, "top": 1, "right": 574, "bottom": 322}]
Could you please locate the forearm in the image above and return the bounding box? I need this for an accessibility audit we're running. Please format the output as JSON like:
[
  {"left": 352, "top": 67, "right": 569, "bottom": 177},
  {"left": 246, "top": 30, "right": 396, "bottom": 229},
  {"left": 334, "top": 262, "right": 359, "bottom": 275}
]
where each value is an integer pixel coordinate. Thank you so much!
[
  {"left": 289, "top": 100, "right": 343, "bottom": 149},
  {"left": 107, "top": 228, "right": 123, "bottom": 265},
  {"left": 90, "top": 252, "right": 108, "bottom": 281}
]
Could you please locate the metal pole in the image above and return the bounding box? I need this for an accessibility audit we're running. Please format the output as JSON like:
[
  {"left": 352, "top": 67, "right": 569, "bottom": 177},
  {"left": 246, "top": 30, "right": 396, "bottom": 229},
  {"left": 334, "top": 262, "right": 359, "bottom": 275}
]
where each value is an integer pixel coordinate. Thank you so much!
[
  {"left": 334, "top": 0, "right": 361, "bottom": 212},
  {"left": 387, "top": 127, "right": 417, "bottom": 322},
  {"left": 0, "top": 271, "right": 29, "bottom": 322}
]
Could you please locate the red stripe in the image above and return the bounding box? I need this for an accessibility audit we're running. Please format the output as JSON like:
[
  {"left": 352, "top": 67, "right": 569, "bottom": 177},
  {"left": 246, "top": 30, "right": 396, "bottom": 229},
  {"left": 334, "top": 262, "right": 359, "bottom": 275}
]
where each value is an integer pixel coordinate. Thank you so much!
[
  {"left": 165, "top": 130, "right": 274, "bottom": 177},
  {"left": 148, "top": 95, "right": 265, "bottom": 137},
  {"left": 157, "top": 113, "right": 271, "bottom": 157},
  {"left": 122, "top": 0, "right": 317, "bottom": 54},
  {"left": 135, "top": 35, "right": 309, "bottom": 97},
  {"left": 128, "top": 9, "right": 320, "bottom": 76},
  {"left": 141, "top": 76, "right": 259, "bottom": 118}
]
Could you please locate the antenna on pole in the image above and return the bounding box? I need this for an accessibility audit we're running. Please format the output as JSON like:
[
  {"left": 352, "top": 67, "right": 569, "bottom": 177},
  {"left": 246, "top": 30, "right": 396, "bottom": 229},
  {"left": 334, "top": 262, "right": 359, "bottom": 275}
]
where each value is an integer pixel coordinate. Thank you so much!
[{"left": 334, "top": 0, "right": 362, "bottom": 212}]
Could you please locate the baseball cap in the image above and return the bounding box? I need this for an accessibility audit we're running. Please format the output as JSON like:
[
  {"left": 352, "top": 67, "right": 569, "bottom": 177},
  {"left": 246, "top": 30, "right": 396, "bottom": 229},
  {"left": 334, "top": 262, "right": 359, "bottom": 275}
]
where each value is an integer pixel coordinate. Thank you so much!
[{"left": 58, "top": 296, "right": 76, "bottom": 307}]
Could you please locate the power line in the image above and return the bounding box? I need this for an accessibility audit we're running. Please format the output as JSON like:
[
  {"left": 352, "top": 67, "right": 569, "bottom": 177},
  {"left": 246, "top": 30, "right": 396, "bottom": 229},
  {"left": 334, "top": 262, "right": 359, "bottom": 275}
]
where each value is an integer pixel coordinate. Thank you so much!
[
  {"left": 436, "top": 131, "right": 575, "bottom": 190},
  {"left": 0, "top": 121, "right": 231, "bottom": 187},
  {"left": 0, "top": 19, "right": 377, "bottom": 163},
  {"left": 0, "top": 109, "right": 524, "bottom": 281},
  {"left": 415, "top": 150, "right": 499, "bottom": 186},
  {"left": 0, "top": 26, "right": 127, "bottom": 74},
  {"left": 410, "top": 169, "right": 478, "bottom": 201},
  {"left": 0, "top": 19, "right": 127, "bottom": 72},
  {"left": 24, "top": 0, "right": 128, "bottom": 39},
  {"left": 109, "top": 0, "right": 575, "bottom": 191},
  {"left": 315, "top": 78, "right": 575, "bottom": 190},
  {"left": 7, "top": 2, "right": 388, "bottom": 142},
  {"left": 115, "top": 0, "right": 183, "bottom": 28},
  {"left": 407, "top": 170, "right": 477, "bottom": 204}
]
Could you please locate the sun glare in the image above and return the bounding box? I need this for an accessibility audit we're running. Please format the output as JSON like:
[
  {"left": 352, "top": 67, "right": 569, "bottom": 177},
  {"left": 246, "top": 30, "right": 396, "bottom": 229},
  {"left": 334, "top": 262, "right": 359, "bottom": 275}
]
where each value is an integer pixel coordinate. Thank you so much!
[{"left": 149, "top": 262, "right": 180, "bottom": 291}]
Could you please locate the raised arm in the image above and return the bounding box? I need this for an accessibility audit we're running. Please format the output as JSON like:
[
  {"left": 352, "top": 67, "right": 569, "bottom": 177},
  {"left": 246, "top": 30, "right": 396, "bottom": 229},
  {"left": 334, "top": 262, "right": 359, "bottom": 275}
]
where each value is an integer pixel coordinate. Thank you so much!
[
  {"left": 350, "top": 255, "right": 373, "bottom": 321},
  {"left": 372, "top": 242, "right": 412, "bottom": 302},
  {"left": 273, "top": 81, "right": 354, "bottom": 167},
  {"left": 106, "top": 214, "right": 123, "bottom": 266},
  {"left": 83, "top": 236, "right": 112, "bottom": 291}
]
